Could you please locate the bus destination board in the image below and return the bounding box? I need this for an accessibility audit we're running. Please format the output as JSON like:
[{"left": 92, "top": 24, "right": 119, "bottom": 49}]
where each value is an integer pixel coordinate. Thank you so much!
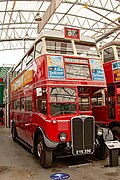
[{"left": 64, "top": 27, "right": 80, "bottom": 40}]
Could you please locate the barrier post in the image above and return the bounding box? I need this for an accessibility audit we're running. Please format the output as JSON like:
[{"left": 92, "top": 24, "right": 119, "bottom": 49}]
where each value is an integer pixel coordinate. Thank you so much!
[{"left": 109, "top": 148, "right": 118, "bottom": 167}]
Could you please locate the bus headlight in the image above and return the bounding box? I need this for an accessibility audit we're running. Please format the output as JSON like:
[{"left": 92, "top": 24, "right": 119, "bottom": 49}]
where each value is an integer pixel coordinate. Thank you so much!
[
  {"left": 97, "top": 128, "right": 103, "bottom": 136},
  {"left": 59, "top": 132, "right": 67, "bottom": 141}
]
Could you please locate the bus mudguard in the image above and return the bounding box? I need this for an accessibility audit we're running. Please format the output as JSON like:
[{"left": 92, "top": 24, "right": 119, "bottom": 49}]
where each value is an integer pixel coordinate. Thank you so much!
[{"left": 34, "top": 127, "right": 59, "bottom": 149}]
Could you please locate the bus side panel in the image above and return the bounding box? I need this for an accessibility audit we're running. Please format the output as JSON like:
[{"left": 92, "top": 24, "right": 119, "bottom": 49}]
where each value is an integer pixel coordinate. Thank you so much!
[
  {"left": 103, "top": 62, "right": 113, "bottom": 84},
  {"left": 92, "top": 106, "right": 108, "bottom": 124},
  {"left": 116, "top": 104, "right": 120, "bottom": 122},
  {"left": 31, "top": 114, "right": 71, "bottom": 142},
  {"left": 33, "top": 55, "right": 47, "bottom": 82},
  {"left": 16, "top": 111, "right": 27, "bottom": 142}
]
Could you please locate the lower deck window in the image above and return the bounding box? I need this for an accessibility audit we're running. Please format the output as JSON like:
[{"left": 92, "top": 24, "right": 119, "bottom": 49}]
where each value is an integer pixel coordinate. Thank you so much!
[
  {"left": 35, "top": 98, "right": 47, "bottom": 115},
  {"left": 35, "top": 88, "right": 47, "bottom": 115},
  {"left": 78, "top": 95, "right": 90, "bottom": 111},
  {"left": 13, "top": 99, "right": 20, "bottom": 110}
]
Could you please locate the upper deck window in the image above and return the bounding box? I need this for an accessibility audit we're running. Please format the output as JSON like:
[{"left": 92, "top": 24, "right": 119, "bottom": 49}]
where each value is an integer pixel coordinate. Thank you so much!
[
  {"left": 103, "top": 47, "right": 114, "bottom": 63},
  {"left": 35, "top": 40, "right": 42, "bottom": 59},
  {"left": 46, "top": 39, "right": 73, "bottom": 55},
  {"left": 26, "top": 48, "right": 34, "bottom": 66},
  {"left": 12, "top": 63, "right": 22, "bottom": 79},
  {"left": 116, "top": 46, "right": 120, "bottom": 59},
  {"left": 75, "top": 42, "right": 99, "bottom": 57},
  {"left": 21, "top": 56, "right": 27, "bottom": 71}
]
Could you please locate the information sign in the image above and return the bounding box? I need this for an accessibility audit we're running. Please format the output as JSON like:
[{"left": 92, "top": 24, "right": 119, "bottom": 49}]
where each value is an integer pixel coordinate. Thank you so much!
[{"left": 105, "top": 140, "right": 120, "bottom": 149}]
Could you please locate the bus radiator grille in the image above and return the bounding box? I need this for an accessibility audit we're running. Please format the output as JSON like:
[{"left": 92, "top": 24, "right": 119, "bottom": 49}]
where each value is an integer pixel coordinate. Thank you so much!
[{"left": 71, "top": 116, "right": 95, "bottom": 155}]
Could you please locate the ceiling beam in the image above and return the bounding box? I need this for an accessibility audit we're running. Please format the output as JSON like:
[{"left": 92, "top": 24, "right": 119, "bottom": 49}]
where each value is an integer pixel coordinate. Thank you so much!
[
  {"left": 0, "top": 0, "right": 51, "bottom": 1},
  {"left": 38, "top": 0, "right": 63, "bottom": 33},
  {"left": 95, "top": 25, "right": 120, "bottom": 42},
  {"left": 0, "top": 38, "right": 35, "bottom": 42},
  {"left": 63, "top": 1, "right": 120, "bottom": 15},
  {"left": 5, "top": 1, "right": 16, "bottom": 39}
]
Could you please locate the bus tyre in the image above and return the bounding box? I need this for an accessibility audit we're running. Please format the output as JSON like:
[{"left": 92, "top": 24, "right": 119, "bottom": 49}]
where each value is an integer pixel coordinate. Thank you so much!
[
  {"left": 111, "top": 126, "right": 120, "bottom": 141},
  {"left": 12, "top": 124, "right": 17, "bottom": 142},
  {"left": 37, "top": 134, "right": 53, "bottom": 168},
  {"left": 94, "top": 138, "right": 108, "bottom": 160}
]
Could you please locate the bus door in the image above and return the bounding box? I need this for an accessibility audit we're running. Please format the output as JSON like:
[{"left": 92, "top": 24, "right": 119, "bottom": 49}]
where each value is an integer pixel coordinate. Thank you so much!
[
  {"left": 107, "top": 85, "right": 116, "bottom": 120},
  {"left": 116, "top": 86, "right": 120, "bottom": 121},
  {"left": 78, "top": 87, "right": 91, "bottom": 116}
]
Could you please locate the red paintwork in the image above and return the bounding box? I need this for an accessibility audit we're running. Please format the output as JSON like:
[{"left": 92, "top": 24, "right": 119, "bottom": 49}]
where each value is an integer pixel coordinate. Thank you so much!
[
  {"left": 10, "top": 54, "right": 106, "bottom": 147},
  {"left": 92, "top": 106, "right": 108, "bottom": 124},
  {"left": 103, "top": 61, "right": 113, "bottom": 84},
  {"left": 0, "top": 78, "right": 3, "bottom": 83}
]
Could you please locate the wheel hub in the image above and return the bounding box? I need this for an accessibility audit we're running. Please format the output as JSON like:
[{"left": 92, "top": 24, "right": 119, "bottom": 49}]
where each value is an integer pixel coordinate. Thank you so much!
[{"left": 37, "top": 141, "right": 43, "bottom": 158}]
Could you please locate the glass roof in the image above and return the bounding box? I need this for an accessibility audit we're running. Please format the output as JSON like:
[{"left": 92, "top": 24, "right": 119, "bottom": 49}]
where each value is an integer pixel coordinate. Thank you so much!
[{"left": 0, "top": 0, "right": 119, "bottom": 66}]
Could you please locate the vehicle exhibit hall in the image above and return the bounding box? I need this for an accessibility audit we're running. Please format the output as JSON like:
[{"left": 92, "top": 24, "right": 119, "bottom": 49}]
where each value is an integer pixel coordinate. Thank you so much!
[{"left": 0, "top": 0, "right": 120, "bottom": 179}]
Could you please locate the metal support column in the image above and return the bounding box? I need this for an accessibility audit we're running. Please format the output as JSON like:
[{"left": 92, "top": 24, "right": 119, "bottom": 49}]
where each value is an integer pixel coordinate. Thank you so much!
[{"left": 7, "top": 72, "right": 10, "bottom": 128}]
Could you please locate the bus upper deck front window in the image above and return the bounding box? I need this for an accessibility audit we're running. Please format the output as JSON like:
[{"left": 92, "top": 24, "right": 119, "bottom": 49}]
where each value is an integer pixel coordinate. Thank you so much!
[
  {"left": 75, "top": 42, "right": 99, "bottom": 57},
  {"left": 116, "top": 46, "right": 120, "bottom": 59},
  {"left": 50, "top": 87, "right": 76, "bottom": 116},
  {"left": 103, "top": 47, "right": 114, "bottom": 62},
  {"left": 46, "top": 39, "right": 73, "bottom": 55}
]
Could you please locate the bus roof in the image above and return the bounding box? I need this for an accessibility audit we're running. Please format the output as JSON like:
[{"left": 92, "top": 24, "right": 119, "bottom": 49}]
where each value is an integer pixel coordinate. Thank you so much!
[
  {"left": 13, "top": 28, "right": 96, "bottom": 72},
  {"left": 36, "top": 29, "right": 95, "bottom": 44},
  {"left": 99, "top": 41, "right": 120, "bottom": 51}
]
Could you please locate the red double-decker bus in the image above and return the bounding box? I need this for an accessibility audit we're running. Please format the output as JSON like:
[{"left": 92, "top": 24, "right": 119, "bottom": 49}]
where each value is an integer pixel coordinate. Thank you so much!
[
  {"left": 92, "top": 41, "right": 120, "bottom": 140},
  {"left": 10, "top": 27, "right": 113, "bottom": 168}
]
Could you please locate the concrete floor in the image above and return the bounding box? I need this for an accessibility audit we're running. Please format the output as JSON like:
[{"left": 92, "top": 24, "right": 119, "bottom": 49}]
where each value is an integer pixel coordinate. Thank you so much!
[{"left": 0, "top": 126, "right": 120, "bottom": 180}]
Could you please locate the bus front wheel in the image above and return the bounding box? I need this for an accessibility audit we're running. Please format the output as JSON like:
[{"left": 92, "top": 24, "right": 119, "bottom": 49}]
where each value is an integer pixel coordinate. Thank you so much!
[
  {"left": 94, "top": 137, "right": 108, "bottom": 160},
  {"left": 37, "top": 134, "right": 53, "bottom": 168}
]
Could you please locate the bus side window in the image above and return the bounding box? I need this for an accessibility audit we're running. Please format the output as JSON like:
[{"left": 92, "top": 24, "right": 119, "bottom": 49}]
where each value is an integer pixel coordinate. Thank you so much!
[
  {"left": 116, "top": 46, "right": 120, "bottom": 59},
  {"left": 26, "top": 97, "right": 32, "bottom": 111},
  {"left": 92, "top": 97, "right": 102, "bottom": 106},
  {"left": 26, "top": 47, "right": 34, "bottom": 66},
  {"left": 41, "top": 100, "right": 47, "bottom": 115},
  {"left": 78, "top": 95, "right": 90, "bottom": 111},
  {"left": 117, "top": 95, "right": 120, "bottom": 106},
  {"left": 35, "top": 88, "right": 47, "bottom": 115},
  {"left": 14, "top": 99, "right": 20, "bottom": 110},
  {"left": 35, "top": 97, "right": 47, "bottom": 115},
  {"left": 35, "top": 40, "right": 42, "bottom": 59},
  {"left": 20, "top": 98, "right": 25, "bottom": 110},
  {"left": 103, "top": 47, "right": 114, "bottom": 63}
]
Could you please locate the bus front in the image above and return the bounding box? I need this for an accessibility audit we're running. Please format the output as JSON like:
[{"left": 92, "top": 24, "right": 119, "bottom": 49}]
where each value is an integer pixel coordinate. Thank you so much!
[{"left": 33, "top": 27, "right": 109, "bottom": 167}]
